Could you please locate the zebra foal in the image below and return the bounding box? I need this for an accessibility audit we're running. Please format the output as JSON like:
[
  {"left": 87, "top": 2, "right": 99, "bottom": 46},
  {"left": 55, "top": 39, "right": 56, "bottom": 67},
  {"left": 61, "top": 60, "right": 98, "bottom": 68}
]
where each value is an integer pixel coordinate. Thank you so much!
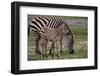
[{"left": 39, "top": 27, "right": 62, "bottom": 58}]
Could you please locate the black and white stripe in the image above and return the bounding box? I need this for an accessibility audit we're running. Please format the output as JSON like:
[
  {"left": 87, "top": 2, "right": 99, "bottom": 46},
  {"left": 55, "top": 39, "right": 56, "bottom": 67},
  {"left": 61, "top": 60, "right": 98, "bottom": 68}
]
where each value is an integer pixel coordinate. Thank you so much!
[
  {"left": 29, "top": 16, "right": 64, "bottom": 37},
  {"left": 28, "top": 16, "right": 74, "bottom": 55}
]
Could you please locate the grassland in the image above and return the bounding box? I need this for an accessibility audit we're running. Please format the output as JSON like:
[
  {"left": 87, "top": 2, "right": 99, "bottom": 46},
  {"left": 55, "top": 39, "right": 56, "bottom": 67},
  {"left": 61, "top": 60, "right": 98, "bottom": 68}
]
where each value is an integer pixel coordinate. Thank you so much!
[{"left": 28, "top": 25, "right": 88, "bottom": 61}]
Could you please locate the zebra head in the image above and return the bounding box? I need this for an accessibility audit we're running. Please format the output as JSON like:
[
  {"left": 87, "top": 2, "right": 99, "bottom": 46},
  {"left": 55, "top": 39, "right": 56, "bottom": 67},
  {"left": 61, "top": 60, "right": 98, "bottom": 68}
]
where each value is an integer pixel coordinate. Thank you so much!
[
  {"left": 67, "top": 33, "right": 74, "bottom": 54},
  {"left": 63, "top": 23, "right": 74, "bottom": 54}
]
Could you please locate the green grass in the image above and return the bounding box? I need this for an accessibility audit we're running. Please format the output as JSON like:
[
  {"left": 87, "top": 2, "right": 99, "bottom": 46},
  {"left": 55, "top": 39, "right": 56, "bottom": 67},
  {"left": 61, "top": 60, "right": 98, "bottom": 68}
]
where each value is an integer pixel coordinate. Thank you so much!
[
  {"left": 28, "top": 25, "right": 88, "bottom": 61},
  {"left": 70, "top": 25, "right": 87, "bottom": 36}
]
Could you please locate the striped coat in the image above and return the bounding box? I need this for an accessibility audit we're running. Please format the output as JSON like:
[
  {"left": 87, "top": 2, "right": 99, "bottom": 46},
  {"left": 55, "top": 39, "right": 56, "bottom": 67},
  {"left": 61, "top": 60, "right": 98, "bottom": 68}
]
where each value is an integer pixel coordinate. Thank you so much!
[{"left": 28, "top": 16, "right": 74, "bottom": 58}]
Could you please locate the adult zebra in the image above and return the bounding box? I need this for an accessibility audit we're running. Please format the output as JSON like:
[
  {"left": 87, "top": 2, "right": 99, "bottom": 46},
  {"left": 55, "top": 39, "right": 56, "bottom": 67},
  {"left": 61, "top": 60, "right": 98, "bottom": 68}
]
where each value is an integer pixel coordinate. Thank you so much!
[{"left": 28, "top": 16, "right": 74, "bottom": 58}]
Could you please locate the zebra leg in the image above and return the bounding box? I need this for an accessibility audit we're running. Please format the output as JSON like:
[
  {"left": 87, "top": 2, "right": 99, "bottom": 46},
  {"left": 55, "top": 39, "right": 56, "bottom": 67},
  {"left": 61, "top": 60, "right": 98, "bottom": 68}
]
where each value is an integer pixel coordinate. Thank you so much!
[
  {"left": 49, "top": 43, "right": 53, "bottom": 55},
  {"left": 51, "top": 42, "right": 55, "bottom": 58},
  {"left": 39, "top": 38, "right": 44, "bottom": 59},
  {"left": 35, "top": 34, "right": 41, "bottom": 55},
  {"left": 44, "top": 40, "right": 48, "bottom": 58},
  {"left": 49, "top": 38, "right": 61, "bottom": 56},
  {"left": 39, "top": 38, "right": 48, "bottom": 59},
  {"left": 56, "top": 40, "right": 60, "bottom": 57},
  {"left": 60, "top": 36, "right": 63, "bottom": 53}
]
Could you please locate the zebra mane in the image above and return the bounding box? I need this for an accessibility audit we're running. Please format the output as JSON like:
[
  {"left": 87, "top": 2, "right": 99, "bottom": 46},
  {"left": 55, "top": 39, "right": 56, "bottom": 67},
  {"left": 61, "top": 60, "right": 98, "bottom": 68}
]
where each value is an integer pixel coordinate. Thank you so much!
[{"left": 64, "top": 22, "right": 74, "bottom": 38}]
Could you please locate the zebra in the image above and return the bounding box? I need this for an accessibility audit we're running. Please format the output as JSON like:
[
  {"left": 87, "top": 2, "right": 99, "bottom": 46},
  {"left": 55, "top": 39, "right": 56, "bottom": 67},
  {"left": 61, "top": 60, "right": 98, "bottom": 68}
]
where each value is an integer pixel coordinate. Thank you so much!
[
  {"left": 28, "top": 16, "right": 74, "bottom": 58},
  {"left": 38, "top": 26, "right": 62, "bottom": 58}
]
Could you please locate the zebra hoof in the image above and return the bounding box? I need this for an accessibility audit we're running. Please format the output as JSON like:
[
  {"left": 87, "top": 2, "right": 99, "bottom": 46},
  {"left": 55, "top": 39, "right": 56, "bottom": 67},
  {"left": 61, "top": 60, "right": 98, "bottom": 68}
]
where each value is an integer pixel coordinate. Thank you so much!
[
  {"left": 45, "top": 55, "right": 48, "bottom": 58},
  {"left": 35, "top": 51, "right": 41, "bottom": 55},
  {"left": 69, "top": 49, "right": 74, "bottom": 54},
  {"left": 57, "top": 54, "right": 60, "bottom": 57},
  {"left": 60, "top": 50, "right": 63, "bottom": 53},
  {"left": 51, "top": 55, "right": 54, "bottom": 59}
]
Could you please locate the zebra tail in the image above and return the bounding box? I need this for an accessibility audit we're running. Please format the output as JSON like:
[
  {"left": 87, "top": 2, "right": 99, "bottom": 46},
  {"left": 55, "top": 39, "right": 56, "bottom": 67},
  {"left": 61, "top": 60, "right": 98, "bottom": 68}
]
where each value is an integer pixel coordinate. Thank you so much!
[{"left": 28, "top": 25, "right": 30, "bottom": 36}]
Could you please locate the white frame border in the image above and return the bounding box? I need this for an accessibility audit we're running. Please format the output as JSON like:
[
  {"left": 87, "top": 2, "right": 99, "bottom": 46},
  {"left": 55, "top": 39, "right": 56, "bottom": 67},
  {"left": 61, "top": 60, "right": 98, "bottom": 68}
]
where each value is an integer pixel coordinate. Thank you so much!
[{"left": 20, "top": 6, "right": 95, "bottom": 70}]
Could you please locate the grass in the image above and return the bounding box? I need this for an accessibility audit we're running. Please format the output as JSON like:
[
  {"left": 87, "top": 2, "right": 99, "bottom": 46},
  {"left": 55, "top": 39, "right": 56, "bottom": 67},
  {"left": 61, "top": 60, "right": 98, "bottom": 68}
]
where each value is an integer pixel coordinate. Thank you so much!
[{"left": 28, "top": 25, "right": 88, "bottom": 61}]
